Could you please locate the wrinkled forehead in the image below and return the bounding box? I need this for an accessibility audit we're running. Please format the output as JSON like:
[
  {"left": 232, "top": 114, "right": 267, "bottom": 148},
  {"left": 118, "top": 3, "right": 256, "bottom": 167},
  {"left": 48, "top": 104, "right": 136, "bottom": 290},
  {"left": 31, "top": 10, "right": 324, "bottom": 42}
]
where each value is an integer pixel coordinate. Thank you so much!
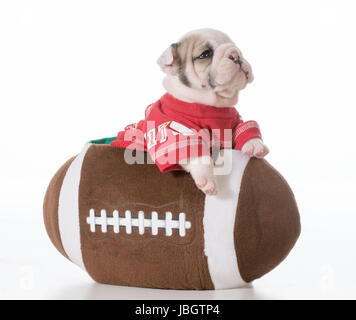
[{"left": 177, "top": 29, "right": 234, "bottom": 56}]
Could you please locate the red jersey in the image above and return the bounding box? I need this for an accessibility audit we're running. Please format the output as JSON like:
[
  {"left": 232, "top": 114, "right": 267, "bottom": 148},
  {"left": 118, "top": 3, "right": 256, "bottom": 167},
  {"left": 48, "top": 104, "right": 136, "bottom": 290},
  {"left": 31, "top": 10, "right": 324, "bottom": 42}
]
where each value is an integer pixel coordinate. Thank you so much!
[{"left": 110, "top": 93, "right": 262, "bottom": 172}]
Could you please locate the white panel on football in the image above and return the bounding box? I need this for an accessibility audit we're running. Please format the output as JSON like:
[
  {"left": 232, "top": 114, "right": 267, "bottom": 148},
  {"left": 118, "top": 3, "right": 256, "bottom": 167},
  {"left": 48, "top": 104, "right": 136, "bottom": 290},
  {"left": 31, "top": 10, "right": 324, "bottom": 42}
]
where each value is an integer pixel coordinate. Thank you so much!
[
  {"left": 58, "top": 143, "right": 91, "bottom": 271},
  {"left": 203, "top": 149, "right": 249, "bottom": 289}
]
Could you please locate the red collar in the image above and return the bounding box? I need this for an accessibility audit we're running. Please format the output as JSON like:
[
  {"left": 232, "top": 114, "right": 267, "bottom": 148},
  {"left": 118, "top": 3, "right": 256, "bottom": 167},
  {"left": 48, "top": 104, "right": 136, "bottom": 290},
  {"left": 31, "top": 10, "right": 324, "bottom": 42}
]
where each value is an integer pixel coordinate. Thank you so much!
[{"left": 160, "top": 93, "right": 238, "bottom": 119}]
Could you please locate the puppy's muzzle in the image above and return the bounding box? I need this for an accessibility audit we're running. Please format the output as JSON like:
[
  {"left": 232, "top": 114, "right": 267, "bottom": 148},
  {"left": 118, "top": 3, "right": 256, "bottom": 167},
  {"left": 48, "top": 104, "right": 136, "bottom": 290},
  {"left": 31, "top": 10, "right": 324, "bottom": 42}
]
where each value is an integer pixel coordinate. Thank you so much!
[{"left": 209, "top": 44, "right": 253, "bottom": 87}]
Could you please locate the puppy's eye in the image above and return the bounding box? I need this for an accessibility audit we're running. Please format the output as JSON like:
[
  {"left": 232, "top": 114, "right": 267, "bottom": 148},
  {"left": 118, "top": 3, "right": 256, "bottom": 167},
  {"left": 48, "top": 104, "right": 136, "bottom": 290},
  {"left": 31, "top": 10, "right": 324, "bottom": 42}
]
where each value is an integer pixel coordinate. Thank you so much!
[{"left": 198, "top": 49, "right": 213, "bottom": 59}]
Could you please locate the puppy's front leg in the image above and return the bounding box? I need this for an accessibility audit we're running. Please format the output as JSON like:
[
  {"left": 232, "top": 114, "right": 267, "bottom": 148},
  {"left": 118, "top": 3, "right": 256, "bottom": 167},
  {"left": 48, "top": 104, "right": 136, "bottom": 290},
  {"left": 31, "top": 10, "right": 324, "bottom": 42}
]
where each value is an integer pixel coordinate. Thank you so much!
[
  {"left": 241, "top": 138, "right": 269, "bottom": 158},
  {"left": 180, "top": 156, "right": 218, "bottom": 195}
]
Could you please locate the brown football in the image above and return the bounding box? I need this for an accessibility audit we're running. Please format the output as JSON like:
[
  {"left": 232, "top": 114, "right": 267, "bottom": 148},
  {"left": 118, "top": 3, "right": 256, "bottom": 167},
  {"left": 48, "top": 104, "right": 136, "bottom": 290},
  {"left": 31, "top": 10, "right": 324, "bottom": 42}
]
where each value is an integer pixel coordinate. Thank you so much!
[{"left": 43, "top": 142, "right": 300, "bottom": 290}]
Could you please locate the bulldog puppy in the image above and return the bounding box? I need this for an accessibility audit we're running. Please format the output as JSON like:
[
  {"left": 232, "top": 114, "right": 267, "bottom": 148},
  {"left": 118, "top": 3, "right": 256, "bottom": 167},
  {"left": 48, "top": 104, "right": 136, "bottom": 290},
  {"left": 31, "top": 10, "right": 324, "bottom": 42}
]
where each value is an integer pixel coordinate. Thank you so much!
[{"left": 157, "top": 28, "right": 269, "bottom": 195}]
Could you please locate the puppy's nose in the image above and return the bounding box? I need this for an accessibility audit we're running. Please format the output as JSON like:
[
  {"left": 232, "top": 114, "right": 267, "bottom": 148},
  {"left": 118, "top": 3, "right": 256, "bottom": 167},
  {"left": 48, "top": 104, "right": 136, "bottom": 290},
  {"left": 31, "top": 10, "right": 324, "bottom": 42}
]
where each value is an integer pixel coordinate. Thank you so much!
[{"left": 229, "top": 55, "right": 242, "bottom": 66}]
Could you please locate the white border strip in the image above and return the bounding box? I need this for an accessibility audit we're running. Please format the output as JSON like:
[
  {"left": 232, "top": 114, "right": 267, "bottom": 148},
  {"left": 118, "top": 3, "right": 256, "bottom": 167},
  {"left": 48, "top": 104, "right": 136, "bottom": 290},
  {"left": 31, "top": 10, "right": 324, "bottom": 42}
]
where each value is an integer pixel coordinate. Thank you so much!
[
  {"left": 203, "top": 149, "right": 250, "bottom": 289},
  {"left": 58, "top": 143, "right": 91, "bottom": 270}
]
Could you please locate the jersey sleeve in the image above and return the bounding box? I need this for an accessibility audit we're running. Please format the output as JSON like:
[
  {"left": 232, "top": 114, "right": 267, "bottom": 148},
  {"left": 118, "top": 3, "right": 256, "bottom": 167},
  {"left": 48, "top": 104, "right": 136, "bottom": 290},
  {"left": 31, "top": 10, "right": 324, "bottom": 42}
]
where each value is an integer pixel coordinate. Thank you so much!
[
  {"left": 233, "top": 120, "right": 262, "bottom": 150},
  {"left": 110, "top": 120, "right": 146, "bottom": 150}
]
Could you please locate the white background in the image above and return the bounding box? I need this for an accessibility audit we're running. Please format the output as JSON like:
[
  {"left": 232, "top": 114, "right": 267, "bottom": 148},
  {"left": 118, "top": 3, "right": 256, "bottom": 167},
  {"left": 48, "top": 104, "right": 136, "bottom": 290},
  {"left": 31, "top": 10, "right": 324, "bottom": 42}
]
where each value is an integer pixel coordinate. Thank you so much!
[{"left": 0, "top": 0, "right": 355, "bottom": 299}]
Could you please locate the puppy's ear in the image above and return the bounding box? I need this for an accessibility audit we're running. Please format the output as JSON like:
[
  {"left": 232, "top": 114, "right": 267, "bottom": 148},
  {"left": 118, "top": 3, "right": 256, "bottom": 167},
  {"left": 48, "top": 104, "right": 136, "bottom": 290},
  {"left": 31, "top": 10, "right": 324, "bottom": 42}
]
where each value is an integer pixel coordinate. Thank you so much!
[{"left": 157, "top": 43, "right": 179, "bottom": 75}]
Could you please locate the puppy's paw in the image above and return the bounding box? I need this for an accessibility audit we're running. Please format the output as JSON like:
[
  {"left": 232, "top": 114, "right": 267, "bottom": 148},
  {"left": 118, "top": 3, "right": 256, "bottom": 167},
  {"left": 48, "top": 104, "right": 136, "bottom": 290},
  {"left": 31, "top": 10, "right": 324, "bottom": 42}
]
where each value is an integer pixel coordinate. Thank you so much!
[
  {"left": 180, "top": 156, "right": 218, "bottom": 196},
  {"left": 194, "top": 174, "right": 218, "bottom": 196},
  {"left": 242, "top": 138, "right": 269, "bottom": 158}
]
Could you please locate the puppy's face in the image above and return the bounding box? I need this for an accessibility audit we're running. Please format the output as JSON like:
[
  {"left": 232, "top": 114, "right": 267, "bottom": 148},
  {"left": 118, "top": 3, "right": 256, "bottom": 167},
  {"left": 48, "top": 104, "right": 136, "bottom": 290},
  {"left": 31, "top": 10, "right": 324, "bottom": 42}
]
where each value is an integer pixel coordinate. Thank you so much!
[{"left": 158, "top": 29, "right": 253, "bottom": 101}]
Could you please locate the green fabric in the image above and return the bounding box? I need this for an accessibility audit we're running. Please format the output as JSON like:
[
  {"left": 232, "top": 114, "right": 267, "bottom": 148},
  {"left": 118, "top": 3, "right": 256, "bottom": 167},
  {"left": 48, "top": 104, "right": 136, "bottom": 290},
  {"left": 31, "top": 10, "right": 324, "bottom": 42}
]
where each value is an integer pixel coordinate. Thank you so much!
[{"left": 90, "top": 137, "right": 116, "bottom": 145}]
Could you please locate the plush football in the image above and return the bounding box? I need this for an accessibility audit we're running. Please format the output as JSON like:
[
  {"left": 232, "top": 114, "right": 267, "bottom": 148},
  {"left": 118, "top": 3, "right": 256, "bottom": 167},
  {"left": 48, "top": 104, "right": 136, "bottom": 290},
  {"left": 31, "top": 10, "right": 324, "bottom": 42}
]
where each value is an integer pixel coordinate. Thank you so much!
[{"left": 43, "top": 139, "right": 300, "bottom": 290}]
